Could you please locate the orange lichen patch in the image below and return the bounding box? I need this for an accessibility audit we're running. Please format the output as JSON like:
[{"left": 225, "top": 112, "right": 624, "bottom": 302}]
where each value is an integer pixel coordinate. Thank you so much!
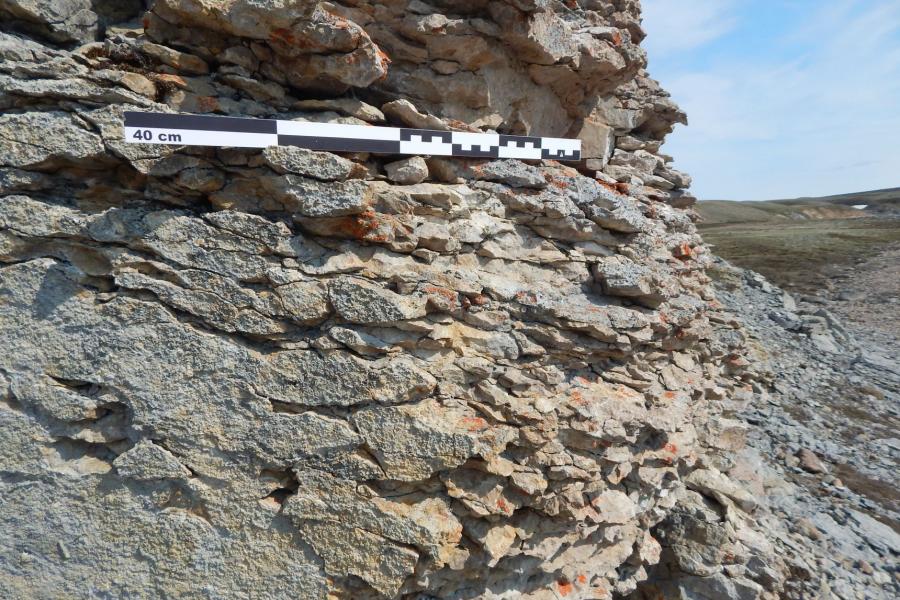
[
  {"left": 577, "top": 574, "right": 588, "bottom": 584},
  {"left": 324, "top": 209, "right": 393, "bottom": 243},
  {"left": 375, "top": 45, "right": 392, "bottom": 69},
  {"left": 447, "top": 119, "right": 478, "bottom": 132},
  {"left": 548, "top": 176, "right": 570, "bottom": 190},
  {"left": 570, "top": 390, "right": 586, "bottom": 406},
  {"left": 496, "top": 497, "right": 510, "bottom": 512},
  {"left": 423, "top": 285, "right": 459, "bottom": 304},
  {"left": 574, "top": 376, "right": 590, "bottom": 385},
  {"left": 515, "top": 290, "right": 538, "bottom": 304},
  {"left": 471, "top": 294, "right": 489, "bottom": 306},
  {"left": 674, "top": 242, "right": 694, "bottom": 260},
  {"left": 151, "top": 73, "right": 188, "bottom": 88},
  {"left": 557, "top": 580, "right": 574, "bottom": 596},
  {"left": 727, "top": 356, "right": 748, "bottom": 368},
  {"left": 663, "top": 391, "right": 677, "bottom": 400},
  {"left": 270, "top": 27, "right": 325, "bottom": 52},
  {"left": 459, "top": 416, "right": 488, "bottom": 432},
  {"left": 596, "top": 178, "right": 629, "bottom": 195},
  {"left": 269, "top": 27, "right": 297, "bottom": 46},
  {"left": 354, "top": 211, "right": 389, "bottom": 242},
  {"left": 197, "top": 96, "right": 219, "bottom": 112},
  {"left": 663, "top": 442, "right": 678, "bottom": 454},
  {"left": 611, "top": 31, "right": 623, "bottom": 46}
]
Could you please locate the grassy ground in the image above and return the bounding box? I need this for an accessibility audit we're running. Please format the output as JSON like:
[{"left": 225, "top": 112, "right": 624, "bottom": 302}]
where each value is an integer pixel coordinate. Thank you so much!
[
  {"left": 699, "top": 187, "right": 900, "bottom": 225},
  {"left": 697, "top": 200, "right": 862, "bottom": 224},
  {"left": 699, "top": 218, "right": 900, "bottom": 294}
]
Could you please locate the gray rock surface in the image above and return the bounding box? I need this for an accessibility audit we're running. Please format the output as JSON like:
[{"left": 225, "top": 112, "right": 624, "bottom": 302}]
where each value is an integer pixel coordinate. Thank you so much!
[{"left": 631, "top": 258, "right": 899, "bottom": 600}]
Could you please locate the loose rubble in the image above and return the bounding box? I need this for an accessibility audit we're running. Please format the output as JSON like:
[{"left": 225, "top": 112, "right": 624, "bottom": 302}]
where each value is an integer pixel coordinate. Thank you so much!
[{"left": 636, "top": 258, "right": 899, "bottom": 600}]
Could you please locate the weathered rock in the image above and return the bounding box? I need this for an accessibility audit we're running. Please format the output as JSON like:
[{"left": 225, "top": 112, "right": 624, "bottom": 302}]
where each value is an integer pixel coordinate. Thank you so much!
[
  {"left": 0, "top": 2, "right": 771, "bottom": 599},
  {"left": 113, "top": 440, "right": 192, "bottom": 480},
  {"left": 329, "top": 278, "right": 427, "bottom": 325},
  {"left": 0, "top": 111, "right": 106, "bottom": 168},
  {"left": 263, "top": 145, "right": 354, "bottom": 181},
  {"left": 384, "top": 156, "right": 428, "bottom": 185},
  {"left": 796, "top": 448, "right": 827, "bottom": 473},
  {"left": 0, "top": 0, "right": 99, "bottom": 43}
]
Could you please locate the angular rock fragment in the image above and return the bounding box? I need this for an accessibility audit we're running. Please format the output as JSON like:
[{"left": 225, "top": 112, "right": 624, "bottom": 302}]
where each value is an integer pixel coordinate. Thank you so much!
[
  {"left": 329, "top": 278, "right": 427, "bottom": 325},
  {"left": 351, "top": 399, "right": 516, "bottom": 481},
  {"left": 113, "top": 440, "right": 192, "bottom": 481},
  {"left": 384, "top": 156, "right": 429, "bottom": 185},
  {"left": 263, "top": 146, "right": 354, "bottom": 181},
  {"left": 0, "top": 112, "right": 106, "bottom": 169}
]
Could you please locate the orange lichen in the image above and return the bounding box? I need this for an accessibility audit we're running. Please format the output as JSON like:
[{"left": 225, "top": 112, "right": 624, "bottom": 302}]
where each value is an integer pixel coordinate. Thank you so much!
[
  {"left": 330, "top": 210, "right": 391, "bottom": 243},
  {"left": 152, "top": 73, "right": 187, "bottom": 88},
  {"left": 423, "top": 285, "right": 459, "bottom": 306},
  {"left": 197, "top": 96, "right": 219, "bottom": 112},
  {"left": 375, "top": 45, "right": 392, "bottom": 70},
  {"left": 515, "top": 290, "right": 537, "bottom": 304},
  {"left": 460, "top": 416, "right": 488, "bottom": 432},
  {"left": 596, "top": 179, "right": 629, "bottom": 195},
  {"left": 557, "top": 580, "right": 574, "bottom": 596},
  {"left": 674, "top": 242, "right": 694, "bottom": 260},
  {"left": 269, "top": 28, "right": 296, "bottom": 46},
  {"left": 543, "top": 173, "right": 571, "bottom": 190},
  {"left": 471, "top": 294, "right": 489, "bottom": 306}
]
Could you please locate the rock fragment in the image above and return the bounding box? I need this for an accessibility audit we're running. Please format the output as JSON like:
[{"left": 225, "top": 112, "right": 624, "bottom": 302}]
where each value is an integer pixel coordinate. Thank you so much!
[
  {"left": 384, "top": 156, "right": 429, "bottom": 185},
  {"left": 796, "top": 448, "right": 827, "bottom": 474}
]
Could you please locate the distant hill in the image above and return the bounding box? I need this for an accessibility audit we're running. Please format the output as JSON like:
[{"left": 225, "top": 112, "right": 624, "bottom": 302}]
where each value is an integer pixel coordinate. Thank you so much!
[{"left": 697, "top": 187, "right": 900, "bottom": 225}]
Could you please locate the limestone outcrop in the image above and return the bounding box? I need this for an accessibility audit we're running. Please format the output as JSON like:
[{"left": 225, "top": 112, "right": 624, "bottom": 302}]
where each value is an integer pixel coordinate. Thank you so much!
[{"left": 1, "top": 2, "right": 780, "bottom": 599}]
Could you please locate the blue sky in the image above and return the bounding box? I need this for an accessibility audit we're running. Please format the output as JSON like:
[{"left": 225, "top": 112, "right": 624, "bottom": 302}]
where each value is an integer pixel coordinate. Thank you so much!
[{"left": 641, "top": 0, "right": 900, "bottom": 200}]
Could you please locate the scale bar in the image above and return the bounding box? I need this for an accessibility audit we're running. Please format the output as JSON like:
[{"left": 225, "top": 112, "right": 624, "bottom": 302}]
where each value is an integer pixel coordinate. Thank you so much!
[{"left": 123, "top": 111, "right": 581, "bottom": 161}]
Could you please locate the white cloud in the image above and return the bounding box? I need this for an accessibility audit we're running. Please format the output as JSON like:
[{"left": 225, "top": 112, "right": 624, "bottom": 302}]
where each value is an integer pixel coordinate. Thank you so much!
[
  {"left": 641, "top": 0, "right": 739, "bottom": 54},
  {"left": 643, "top": 0, "right": 900, "bottom": 199}
]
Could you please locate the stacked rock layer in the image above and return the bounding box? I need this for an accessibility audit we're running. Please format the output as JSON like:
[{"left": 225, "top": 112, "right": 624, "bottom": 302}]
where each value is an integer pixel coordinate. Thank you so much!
[{"left": 0, "top": 1, "right": 777, "bottom": 599}]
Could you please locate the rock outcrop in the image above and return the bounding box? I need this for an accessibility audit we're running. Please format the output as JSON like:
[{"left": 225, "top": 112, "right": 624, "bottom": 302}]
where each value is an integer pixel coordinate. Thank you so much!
[{"left": 0, "top": 2, "right": 785, "bottom": 599}]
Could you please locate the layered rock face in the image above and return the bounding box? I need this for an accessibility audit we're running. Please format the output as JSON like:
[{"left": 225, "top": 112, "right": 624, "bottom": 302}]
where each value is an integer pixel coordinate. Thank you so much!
[{"left": 0, "top": 2, "right": 775, "bottom": 599}]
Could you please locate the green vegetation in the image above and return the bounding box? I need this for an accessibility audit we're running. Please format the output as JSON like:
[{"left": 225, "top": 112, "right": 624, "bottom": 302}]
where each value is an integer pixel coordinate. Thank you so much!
[
  {"left": 701, "top": 219, "right": 900, "bottom": 293},
  {"left": 696, "top": 188, "right": 900, "bottom": 293},
  {"left": 698, "top": 187, "right": 900, "bottom": 225}
]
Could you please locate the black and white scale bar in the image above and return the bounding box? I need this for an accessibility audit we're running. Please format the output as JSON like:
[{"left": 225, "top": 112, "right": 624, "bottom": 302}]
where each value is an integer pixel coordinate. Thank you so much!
[{"left": 124, "top": 111, "right": 581, "bottom": 161}]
